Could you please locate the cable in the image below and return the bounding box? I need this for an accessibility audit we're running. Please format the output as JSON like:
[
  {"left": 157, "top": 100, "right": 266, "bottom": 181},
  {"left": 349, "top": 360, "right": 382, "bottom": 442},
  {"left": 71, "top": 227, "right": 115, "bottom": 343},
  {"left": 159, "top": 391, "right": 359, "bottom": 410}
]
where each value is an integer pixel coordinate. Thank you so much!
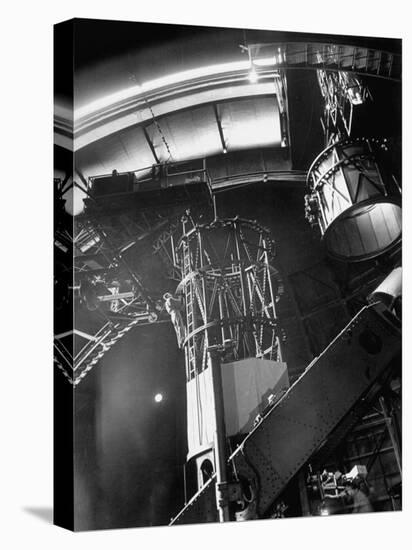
[
  {"left": 126, "top": 53, "right": 173, "bottom": 162},
  {"left": 142, "top": 95, "right": 173, "bottom": 162}
]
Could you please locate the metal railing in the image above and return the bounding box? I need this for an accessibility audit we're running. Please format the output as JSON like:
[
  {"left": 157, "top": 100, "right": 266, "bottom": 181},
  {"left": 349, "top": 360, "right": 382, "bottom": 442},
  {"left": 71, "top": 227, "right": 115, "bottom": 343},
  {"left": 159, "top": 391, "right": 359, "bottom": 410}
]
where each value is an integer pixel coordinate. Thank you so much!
[{"left": 85, "top": 156, "right": 306, "bottom": 199}]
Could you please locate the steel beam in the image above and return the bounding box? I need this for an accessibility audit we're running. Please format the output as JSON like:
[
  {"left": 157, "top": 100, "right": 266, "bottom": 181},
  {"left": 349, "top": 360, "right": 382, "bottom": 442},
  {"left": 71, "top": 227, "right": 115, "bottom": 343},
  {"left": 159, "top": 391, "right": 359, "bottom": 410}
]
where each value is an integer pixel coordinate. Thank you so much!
[
  {"left": 170, "top": 303, "right": 400, "bottom": 524},
  {"left": 213, "top": 104, "right": 227, "bottom": 154},
  {"left": 143, "top": 126, "right": 160, "bottom": 164}
]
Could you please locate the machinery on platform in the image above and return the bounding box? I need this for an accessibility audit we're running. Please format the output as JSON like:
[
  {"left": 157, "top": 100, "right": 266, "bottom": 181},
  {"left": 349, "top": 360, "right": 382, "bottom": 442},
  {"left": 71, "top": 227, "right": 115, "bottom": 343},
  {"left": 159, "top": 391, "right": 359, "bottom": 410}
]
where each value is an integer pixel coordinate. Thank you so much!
[{"left": 53, "top": 164, "right": 214, "bottom": 385}]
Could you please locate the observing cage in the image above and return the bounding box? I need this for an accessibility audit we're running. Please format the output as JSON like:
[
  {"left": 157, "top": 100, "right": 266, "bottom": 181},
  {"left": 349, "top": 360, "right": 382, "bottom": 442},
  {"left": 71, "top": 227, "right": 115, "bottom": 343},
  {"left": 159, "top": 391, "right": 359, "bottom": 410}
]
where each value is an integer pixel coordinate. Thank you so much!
[
  {"left": 175, "top": 217, "right": 282, "bottom": 382},
  {"left": 305, "top": 137, "right": 401, "bottom": 261}
]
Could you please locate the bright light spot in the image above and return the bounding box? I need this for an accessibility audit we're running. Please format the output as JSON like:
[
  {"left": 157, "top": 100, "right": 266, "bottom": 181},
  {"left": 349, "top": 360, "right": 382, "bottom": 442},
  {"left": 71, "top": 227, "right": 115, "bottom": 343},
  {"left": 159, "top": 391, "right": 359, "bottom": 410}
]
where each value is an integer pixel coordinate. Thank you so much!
[
  {"left": 248, "top": 68, "right": 259, "bottom": 84},
  {"left": 154, "top": 393, "right": 163, "bottom": 403},
  {"left": 320, "top": 508, "right": 329, "bottom": 516}
]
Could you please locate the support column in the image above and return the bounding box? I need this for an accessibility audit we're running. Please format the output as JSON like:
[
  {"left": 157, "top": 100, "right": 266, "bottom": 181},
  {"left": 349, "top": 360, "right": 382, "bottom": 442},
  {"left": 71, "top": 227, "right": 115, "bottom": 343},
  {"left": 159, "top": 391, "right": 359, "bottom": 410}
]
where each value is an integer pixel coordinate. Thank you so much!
[
  {"left": 208, "top": 346, "right": 230, "bottom": 522},
  {"left": 298, "top": 470, "right": 311, "bottom": 517}
]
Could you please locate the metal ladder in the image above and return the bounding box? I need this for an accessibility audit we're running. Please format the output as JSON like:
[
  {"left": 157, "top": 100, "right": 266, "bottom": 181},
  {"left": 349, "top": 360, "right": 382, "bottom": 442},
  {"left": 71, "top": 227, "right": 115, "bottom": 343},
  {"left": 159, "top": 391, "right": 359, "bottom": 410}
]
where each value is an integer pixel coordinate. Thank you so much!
[{"left": 183, "top": 240, "right": 196, "bottom": 379}]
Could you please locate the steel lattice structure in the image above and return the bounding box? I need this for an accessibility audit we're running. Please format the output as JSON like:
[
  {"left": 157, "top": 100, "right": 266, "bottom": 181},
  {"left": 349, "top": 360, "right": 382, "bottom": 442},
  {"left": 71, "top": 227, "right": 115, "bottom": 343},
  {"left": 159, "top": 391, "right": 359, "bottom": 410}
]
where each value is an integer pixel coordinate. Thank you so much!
[
  {"left": 247, "top": 42, "right": 401, "bottom": 81},
  {"left": 54, "top": 184, "right": 190, "bottom": 386},
  {"left": 175, "top": 217, "right": 282, "bottom": 382}
]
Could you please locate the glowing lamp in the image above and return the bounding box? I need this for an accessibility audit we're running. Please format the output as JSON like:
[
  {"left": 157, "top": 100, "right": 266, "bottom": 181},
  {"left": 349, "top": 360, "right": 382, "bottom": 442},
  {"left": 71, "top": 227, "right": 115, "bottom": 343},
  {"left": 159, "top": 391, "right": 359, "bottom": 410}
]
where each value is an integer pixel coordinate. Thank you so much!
[{"left": 154, "top": 393, "right": 163, "bottom": 403}]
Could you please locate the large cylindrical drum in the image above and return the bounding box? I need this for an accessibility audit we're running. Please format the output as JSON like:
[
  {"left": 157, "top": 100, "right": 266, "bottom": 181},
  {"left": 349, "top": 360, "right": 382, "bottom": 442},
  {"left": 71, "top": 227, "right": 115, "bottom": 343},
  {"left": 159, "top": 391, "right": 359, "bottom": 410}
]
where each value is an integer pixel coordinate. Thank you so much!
[{"left": 306, "top": 138, "right": 401, "bottom": 261}]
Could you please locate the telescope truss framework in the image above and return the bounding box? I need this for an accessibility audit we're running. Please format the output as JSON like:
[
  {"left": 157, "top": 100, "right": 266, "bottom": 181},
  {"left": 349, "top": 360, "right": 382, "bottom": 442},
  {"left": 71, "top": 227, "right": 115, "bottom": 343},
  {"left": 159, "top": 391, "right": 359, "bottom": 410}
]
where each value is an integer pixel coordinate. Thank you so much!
[{"left": 176, "top": 217, "right": 283, "bottom": 382}]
